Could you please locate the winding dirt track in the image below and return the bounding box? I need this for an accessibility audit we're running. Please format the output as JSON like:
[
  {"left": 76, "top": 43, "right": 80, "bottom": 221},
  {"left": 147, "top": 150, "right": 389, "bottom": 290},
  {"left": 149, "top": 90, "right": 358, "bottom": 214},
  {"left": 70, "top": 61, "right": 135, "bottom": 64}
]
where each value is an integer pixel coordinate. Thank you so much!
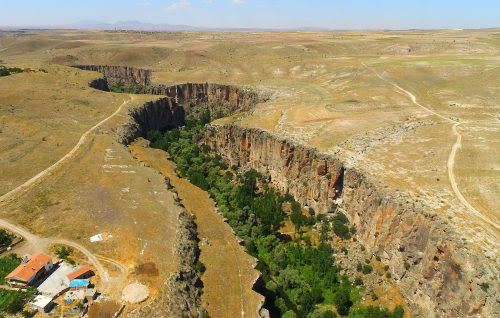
[
  {"left": 364, "top": 63, "right": 499, "bottom": 231},
  {"left": 0, "top": 96, "right": 134, "bottom": 204},
  {"left": 0, "top": 96, "right": 134, "bottom": 287}
]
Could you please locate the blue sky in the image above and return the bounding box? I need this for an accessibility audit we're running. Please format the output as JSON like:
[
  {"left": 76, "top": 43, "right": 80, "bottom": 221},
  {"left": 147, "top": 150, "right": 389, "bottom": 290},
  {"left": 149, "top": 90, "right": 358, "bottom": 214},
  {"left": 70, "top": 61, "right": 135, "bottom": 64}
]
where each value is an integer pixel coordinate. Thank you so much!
[{"left": 1, "top": 0, "right": 499, "bottom": 29}]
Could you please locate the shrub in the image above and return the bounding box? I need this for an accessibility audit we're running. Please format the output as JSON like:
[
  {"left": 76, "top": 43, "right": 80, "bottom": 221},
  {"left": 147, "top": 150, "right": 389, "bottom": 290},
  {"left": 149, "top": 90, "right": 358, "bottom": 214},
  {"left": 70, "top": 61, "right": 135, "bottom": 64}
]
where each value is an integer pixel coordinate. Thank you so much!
[
  {"left": 333, "top": 286, "right": 353, "bottom": 316},
  {"left": 404, "top": 262, "right": 411, "bottom": 270},
  {"left": 0, "top": 230, "right": 14, "bottom": 248},
  {"left": 362, "top": 264, "right": 373, "bottom": 275},
  {"left": 354, "top": 277, "right": 363, "bottom": 286},
  {"left": 479, "top": 282, "right": 489, "bottom": 292},
  {"left": 55, "top": 246, "right": 75, "bottom": 265},
  {"left": 283, "top": 310, "right": 297, "bottom": 318},
  {"left": 356, "top": 262, "right": 363, "bottom": 272},
  {"left": 194, "top": 261, "right": 206, "bottom": 273}
]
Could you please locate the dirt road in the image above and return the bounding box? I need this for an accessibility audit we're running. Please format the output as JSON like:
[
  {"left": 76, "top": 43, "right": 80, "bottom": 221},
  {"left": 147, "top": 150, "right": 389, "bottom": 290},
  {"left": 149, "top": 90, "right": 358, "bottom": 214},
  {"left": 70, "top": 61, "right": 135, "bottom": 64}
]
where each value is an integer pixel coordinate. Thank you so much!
[
  {"left": 0, "top": 218, "right": 111, "bottom": 287},
  {"left": 0, "top": 96, "right": 134, "bottom": 204},
  {"left": 364, "top": 63, "right": 499, "bottom": 232},
  {"left": 0, "top": 96, "right": 134, "bottom": 288}
]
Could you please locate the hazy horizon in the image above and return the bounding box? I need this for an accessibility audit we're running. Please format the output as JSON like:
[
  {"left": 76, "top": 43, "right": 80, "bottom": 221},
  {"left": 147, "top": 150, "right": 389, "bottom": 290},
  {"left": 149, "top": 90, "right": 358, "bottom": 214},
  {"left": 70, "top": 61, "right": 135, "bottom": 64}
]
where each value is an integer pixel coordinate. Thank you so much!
[{"left": 1, "top": 0, "right": 499, "bottom": 30}]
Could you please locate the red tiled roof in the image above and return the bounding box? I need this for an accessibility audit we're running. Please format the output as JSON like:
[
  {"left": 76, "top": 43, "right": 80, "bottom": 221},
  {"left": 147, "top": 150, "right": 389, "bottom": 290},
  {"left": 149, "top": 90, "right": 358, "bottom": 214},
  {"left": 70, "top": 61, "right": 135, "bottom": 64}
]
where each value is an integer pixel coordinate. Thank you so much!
[
  {"left": 6, "top": 253, "right": 52, "bottom": 283},
  {"left": 66, "top": 265, "right": 93, "bottom": 281}
]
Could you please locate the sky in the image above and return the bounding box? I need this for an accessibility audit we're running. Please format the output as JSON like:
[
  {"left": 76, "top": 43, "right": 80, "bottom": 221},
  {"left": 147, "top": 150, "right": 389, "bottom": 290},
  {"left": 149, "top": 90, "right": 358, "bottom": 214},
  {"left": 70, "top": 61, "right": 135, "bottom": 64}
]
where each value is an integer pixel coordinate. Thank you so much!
[{"left": 1, "top": 0, "right": 499, "bottom": 30}]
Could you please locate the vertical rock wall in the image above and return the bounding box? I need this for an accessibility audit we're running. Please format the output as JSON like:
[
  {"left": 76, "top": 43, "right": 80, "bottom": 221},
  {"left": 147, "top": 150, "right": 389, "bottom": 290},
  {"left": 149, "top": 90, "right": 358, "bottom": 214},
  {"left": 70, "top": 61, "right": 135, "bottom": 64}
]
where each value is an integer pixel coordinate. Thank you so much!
[
  {"left": 74, "top": 65, "right": 152, "bottom": 87},
  {"left": 204, "top": 123, "right": 497, "bottom": 318}
]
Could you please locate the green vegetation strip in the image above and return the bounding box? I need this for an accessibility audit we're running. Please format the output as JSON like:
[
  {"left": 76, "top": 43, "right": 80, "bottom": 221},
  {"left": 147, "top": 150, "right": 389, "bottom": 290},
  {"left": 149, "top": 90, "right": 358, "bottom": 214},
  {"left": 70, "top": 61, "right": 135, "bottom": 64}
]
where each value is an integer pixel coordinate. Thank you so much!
[
  {"left": 148, "top": 116, "right": 404, "bottom": 318},
  {"left": 0, "top": 66, "right": 23, "bottom": 77}
]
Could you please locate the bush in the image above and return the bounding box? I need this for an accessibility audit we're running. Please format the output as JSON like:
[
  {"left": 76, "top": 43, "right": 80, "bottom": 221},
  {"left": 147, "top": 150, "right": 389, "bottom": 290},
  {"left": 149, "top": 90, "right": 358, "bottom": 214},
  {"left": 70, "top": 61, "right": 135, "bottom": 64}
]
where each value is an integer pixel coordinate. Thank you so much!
[
  {"left": 354, "top": 277, "right": 363, "bottom": 286},
  {"left": 356, "top": 262, "right": 363, "bottom": 272},
  {"left": 333, "top": 286, "right": 353, "bottom": 316},
  {"left": 283, "top": 310, "right": 297, "bottom": 318},
  {"left": 290, "top": 206, "right": 308, "bottom": 234},
  {"left": 362, "top": 265, "right": 373, "bottom": 275},
  {"left": 194, "top": 261, "right": 206, "bottom": 273},
  {"left": 404, "top": 262, "right": 410, "bottom": 270},
  {"left": 0, "top": 66, "right": 23, "bottom": 77},
  {"left": 0, "top": 230, "right": 14, "bottom": 248},
  {"left": 55, "top": 246, "right": 75, "bottom": 265},
  {"left": 332, "top": 213, "right": 351, "bottom": 240},
  {"left": 479, "top": 282, "right": 489, "bottom": 292},
  {"left": 308, "top": 309, "right": 337, "bottom": 318}
]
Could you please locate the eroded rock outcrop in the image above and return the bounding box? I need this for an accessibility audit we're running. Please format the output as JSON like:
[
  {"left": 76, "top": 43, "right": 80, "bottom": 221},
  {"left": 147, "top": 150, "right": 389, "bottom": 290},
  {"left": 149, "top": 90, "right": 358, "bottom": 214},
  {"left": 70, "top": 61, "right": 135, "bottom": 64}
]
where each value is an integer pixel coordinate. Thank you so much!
[
  {"left": 204, "top": 123, "right": 498, "bottom": 318},
  {"left": 74, "top": 64, "right": 152, "bottom": 87}
]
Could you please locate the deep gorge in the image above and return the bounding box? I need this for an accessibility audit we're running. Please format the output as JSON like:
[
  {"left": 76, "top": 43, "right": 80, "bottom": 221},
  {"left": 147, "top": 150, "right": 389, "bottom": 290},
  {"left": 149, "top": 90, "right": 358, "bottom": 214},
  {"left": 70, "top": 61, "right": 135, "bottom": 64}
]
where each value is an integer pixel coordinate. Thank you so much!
[{"left": 76, "top": 64, "right": 496, "bottom": 317}]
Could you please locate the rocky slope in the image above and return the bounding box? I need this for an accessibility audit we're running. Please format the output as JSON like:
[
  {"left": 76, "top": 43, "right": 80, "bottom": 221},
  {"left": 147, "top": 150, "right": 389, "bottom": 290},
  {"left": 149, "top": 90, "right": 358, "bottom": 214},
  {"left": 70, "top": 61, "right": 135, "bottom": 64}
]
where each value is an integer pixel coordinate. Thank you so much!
[{"left": 203, "top": 124, "right": 498, "bottom": 317}]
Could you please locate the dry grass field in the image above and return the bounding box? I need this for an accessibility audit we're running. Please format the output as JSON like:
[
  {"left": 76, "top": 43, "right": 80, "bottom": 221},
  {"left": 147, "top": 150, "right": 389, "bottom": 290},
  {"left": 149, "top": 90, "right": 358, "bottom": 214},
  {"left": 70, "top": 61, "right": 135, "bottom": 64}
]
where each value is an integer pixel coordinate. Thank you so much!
[{"left": 0, "top": 28, "right": 498, "bottom": 316}]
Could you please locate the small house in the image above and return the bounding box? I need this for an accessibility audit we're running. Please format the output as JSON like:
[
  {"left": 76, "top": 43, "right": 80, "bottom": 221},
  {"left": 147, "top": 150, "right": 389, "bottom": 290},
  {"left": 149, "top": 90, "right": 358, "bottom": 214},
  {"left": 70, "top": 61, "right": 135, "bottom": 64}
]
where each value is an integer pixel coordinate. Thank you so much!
[
  {"left": 6, "top": 253, "right": 53, "bottom": 286},
  {"left": 67, "top": 265, "right": 93, "bottom": 281}
]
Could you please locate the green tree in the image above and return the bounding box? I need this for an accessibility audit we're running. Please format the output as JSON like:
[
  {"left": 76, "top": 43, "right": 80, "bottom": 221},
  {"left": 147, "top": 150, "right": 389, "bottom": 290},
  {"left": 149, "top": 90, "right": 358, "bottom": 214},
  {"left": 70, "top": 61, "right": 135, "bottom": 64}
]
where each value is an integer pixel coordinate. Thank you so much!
[
  {"left": 290, "top": 205, "right": 307, "bottom": 234},
  {"left": 0, "top": 230, "right": 14, "bottom": 247},
  {"left": 333, "top": 285, "right": 353, "bottom": 316}
]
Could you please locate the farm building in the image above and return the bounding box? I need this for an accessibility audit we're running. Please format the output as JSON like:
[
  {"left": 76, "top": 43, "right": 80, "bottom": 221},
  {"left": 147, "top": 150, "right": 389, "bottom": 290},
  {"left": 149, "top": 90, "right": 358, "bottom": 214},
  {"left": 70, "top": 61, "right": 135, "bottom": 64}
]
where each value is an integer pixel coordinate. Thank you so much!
[
  {"left": 6, "top": 253, "right": 53, "bottom": 286},
  {"left": 67, "top": 264, "right": 93, "bottom": 281}
]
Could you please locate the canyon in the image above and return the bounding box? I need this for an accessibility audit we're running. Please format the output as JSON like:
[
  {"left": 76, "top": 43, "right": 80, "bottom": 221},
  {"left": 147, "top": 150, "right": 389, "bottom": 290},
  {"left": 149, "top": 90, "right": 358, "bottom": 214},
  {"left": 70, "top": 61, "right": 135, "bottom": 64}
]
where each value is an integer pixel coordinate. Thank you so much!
[
  {"left": 86, "top": 64, "right": 497, "bottom": 317},
  {"left": 1, "top": 29, "right": 498, "bottom": 317}
]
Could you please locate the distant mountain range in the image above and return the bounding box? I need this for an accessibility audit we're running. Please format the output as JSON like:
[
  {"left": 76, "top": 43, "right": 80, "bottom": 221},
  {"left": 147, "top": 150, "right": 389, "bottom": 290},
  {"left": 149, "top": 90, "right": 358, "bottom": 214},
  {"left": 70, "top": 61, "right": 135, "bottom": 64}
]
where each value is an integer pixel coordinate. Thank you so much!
[
  {"left": 0, "top": 20, "right": 334, "bottom": 32},
  {"left": 58, "top": 20, "right": 201, "bottom": 31}
]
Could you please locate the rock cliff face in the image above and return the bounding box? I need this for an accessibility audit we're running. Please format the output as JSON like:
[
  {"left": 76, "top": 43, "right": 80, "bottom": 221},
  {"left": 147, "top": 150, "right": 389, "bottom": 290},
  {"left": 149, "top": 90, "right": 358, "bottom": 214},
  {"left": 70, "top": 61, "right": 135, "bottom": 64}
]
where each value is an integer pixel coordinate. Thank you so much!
[
  {"left": 117, "top": 83, "right": 260, "bottom": 144},
  {"left": 204, "top": 124, "right": 497, "bottom": 318},
  {"left": 74, "top": 64, "right": 152, "bottom": 87}
]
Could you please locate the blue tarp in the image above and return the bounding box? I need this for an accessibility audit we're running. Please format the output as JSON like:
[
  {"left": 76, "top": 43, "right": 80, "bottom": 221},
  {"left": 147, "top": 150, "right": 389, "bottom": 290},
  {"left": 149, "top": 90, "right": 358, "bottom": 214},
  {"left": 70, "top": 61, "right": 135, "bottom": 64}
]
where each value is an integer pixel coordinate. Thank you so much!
[{"left": 68, "top": 279, "right": 89, "bottom": 288}]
